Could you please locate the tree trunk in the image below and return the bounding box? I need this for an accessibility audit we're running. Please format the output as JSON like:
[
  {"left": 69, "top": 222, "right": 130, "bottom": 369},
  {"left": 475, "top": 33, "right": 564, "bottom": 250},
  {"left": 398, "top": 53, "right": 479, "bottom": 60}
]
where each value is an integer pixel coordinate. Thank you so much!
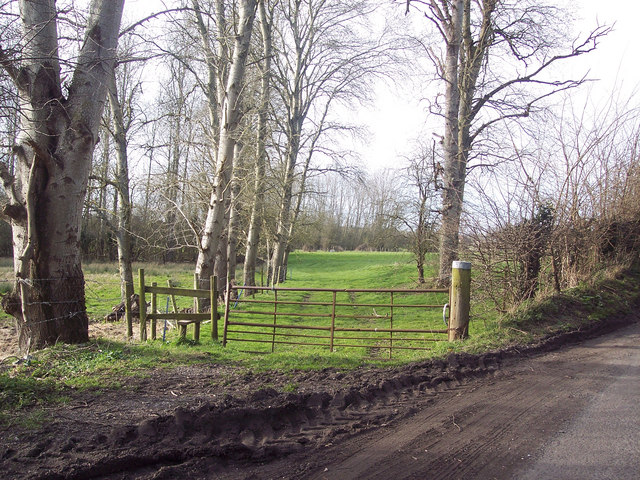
[
  {"left": 107, "top": 73, "right": 134, "bottom": 301},
  {"left": 195, "top": 0, "right": 257, "bottom": 287},
  {"left": 438, "top": 0, "right": 494, "bottom": 283},
  {"left": 437, "top": 0, "right": 464, "bottom": 284},
  {"left": 270, "top": 134, "right": 300, "bottom": 285},
  {"left": 164, "top": 99, "right": 182, "bottom": 263},
  {"left": 279, "top": 142, "right": 313, "bottom": 281},
  {"left": 243, "top": 0, "right": 272, "bottom": 291},
  {"left": 227, "top": 143, "right": 243, "bottom": 285},
  {"left": 97, "top": 121, "right": 110, "bottom": 258},
  {"left": 0, "top": 0, "right": 124, "bottom": 352}
]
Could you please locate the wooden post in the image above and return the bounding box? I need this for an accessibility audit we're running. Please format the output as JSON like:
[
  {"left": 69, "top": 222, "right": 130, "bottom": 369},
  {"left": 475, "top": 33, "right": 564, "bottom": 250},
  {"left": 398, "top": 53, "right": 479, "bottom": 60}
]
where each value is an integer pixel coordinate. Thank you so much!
[
  {"left": 193, "top": 273, "right": 200, "bottom": 342},
  {"left": 222, "top": 282, "right": 232, "bottom": 347},
  {"left": 138, "top": 268, "right": 147, "bottom": 341},
  {"left": 271, "top": 289, "right": 278, "bottom": 352},
  {"left": 125, "top": 281, "right": 133, "bottom": 340},
  {"left": 211, "top": 275, "right": 218, "bottom": 341},
  {"left": 150, "top": 282, "right": 157, "bottom": 340},
  {"left": 448, "top": 261, "right": 471, "bottom": 341},
  {"left": 167, "top": 279, "right": 178, "bottom": 313},
  {"left": 389, "top": 291, "right": 394, "bottom": 359}
]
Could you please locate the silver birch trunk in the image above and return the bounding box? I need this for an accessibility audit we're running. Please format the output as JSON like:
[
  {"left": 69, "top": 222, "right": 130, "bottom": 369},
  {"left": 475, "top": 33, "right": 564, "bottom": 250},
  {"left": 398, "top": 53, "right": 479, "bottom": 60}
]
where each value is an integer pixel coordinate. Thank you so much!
[
  {"left": 0, "top": 0, "right": 124, "bottom": 352},
  {"left": 194, "top": 0, "right": 257, "bottom": 288},
  {"left": 243, "top": 0, "right": 272, "bottom": 290}
]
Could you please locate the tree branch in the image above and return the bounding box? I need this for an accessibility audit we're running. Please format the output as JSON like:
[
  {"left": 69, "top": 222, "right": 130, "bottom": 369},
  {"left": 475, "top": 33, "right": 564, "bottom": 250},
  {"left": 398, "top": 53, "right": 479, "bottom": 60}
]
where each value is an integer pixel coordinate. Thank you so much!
[{"left": 469, "top": 25, "right": 611, "bottom": 122}]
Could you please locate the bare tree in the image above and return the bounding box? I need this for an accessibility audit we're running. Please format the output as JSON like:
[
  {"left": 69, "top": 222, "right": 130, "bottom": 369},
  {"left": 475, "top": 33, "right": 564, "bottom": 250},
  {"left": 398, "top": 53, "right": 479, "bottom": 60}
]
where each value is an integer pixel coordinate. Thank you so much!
[
  {"left": 400, "top": 140, "right": 441, "bottom": 283},
  {"left": 243, "top": 0, "right": 274, "bottom": 290},
  {"left": 105, "top": 70, "right": 135, "bottom": 300},
  {"left": 194, "top": 0, "right": 258, "bottom": 290},
  {"left": 467, "top": 91, "right": 640, "bottom": 312},
  {"left": 404, "top": 0, "right": 610, "bottom": 283},
  {"left": 267, "top": 0, "right": 393, "bottom": 284},
  {"left": 0, "top": 0, "right": 125, "bottom": 351}
]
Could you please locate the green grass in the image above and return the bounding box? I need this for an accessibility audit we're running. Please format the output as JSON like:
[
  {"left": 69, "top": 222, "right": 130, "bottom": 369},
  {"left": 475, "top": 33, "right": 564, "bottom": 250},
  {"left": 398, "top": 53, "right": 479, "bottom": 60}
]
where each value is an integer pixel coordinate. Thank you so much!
[{"left": 1, "top": 253, "right": 638, "bottom": 425}]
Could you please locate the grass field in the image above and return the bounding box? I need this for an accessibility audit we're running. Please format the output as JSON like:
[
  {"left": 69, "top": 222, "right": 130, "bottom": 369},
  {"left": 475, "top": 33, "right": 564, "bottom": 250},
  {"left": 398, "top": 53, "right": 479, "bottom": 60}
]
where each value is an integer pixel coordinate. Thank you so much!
[
  {"left": 1, "top": 252, "right": 638, "bottom": 424},
  {"left": 221, "top": 251, "right": 451, "bottom": 359},
  {"left": 128, "top": 251, "right": 458, "bottom": 364}
]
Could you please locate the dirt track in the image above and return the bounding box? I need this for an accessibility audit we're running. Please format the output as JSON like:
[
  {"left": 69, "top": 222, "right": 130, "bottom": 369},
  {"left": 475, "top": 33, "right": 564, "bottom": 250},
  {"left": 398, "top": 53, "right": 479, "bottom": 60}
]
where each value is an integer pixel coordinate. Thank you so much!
[{"left": 1, "top": 316, "right": 638, "bottom": 480}]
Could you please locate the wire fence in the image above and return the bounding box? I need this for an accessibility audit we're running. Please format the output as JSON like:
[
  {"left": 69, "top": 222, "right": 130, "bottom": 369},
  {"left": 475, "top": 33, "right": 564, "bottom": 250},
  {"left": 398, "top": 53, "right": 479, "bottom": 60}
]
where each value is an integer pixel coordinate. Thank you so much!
[{"left": 0, "top": 268, "right": 199, "bottom": 330}]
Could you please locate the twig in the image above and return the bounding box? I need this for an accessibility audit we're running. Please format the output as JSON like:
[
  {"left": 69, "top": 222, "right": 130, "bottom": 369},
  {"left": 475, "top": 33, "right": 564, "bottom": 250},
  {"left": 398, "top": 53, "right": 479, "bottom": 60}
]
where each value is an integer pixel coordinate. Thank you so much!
[
  {"left": 452, "top": 415, "right": 461, "bottom": 432},
  {"left": 508, "top": 326, "right": 528, "bottom": 335}
]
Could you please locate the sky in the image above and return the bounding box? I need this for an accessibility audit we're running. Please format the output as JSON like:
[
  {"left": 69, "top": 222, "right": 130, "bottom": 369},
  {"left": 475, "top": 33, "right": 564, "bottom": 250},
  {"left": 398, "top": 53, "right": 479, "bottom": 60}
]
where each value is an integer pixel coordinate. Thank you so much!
[
  {"left": 356, "top": 0, "right": 640, "bottom": 171},
  {"left": 124, "top": 0, "right": 640, "bottom": 172}
]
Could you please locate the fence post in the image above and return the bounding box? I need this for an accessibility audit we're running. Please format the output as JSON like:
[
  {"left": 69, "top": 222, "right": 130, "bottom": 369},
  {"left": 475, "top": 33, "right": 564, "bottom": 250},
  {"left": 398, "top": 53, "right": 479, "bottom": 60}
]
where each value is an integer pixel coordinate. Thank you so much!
[
  {"left": 211, "top": 275, "right": 218, "bottom": 341},
  {"left": 448, "top": 261, "right": 471, "bottom": 341},
  {"left": 150, "top": 282, "right": 157, "bottom": 340},
  {"left": 330, "top": 291, "right": 337, "bottom": 352},
  {"left": 193, "top": 273, "right": 201, "bottom": 342},
  {"left": 125, "top": 282, "right": 133, "bottom": 340},
  {"left": 389, "top": 291, "right": 394, "bottom": 359},
  {"left": 222, "top": 282, "right": 232, "bottom": 347},
  {"left": 271, "top": 289, "right": 278, "bottom": 352},
  {"left": 167, "top": 279, "right": 178, "bottom": 313},
  {"left": 138, "top": 268, "right": 147, "bottom": 341}
]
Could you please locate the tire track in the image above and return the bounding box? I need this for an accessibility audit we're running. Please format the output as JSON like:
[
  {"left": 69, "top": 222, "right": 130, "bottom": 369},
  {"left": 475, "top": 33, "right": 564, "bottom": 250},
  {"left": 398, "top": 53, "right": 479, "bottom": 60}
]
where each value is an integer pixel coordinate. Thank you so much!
[
  {"left": 9, "top": 314, "right": 635, "bottom": 480},
  {"left": 302, "top": 321, "right": 640, "bottom": 480}
]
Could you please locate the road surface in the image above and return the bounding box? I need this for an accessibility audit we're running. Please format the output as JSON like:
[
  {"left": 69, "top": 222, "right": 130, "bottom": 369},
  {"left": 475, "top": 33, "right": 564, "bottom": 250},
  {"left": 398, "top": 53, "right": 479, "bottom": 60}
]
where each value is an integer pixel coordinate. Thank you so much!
[{"left": 245, "top": 321, "right": 640, "bottom": 480}]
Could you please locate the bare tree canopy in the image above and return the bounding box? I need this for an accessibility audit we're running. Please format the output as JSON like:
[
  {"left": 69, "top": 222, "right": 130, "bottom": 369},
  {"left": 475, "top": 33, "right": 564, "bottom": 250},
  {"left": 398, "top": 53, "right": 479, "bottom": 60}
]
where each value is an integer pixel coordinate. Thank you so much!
[{"left": 404, "top": 0, "right": 610, "bottom": 282}]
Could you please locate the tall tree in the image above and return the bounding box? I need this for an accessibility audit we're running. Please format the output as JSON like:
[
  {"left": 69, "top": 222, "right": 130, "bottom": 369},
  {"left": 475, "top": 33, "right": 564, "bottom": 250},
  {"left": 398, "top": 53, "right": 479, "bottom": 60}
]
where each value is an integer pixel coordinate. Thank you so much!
[
  {"left": 0, "top": 0, "right": 125, "bottom": 352},
  {"left": 243, "top": 0, "right": 274, "bottom": 290},
  {"left": 405, "top": 0, "right": 609, "bottom": 282},
  {"left": 401, "top": 141, "right": 441, "bottom": 283},
  {"left": 268, "top": 0, "right": 390, "bottom": 284},
  {"left": 194, "top": 0, "right": 258, "bottom": 290},
  {"left": 105, "top": 67, "right": 137, "bottom": 300}
]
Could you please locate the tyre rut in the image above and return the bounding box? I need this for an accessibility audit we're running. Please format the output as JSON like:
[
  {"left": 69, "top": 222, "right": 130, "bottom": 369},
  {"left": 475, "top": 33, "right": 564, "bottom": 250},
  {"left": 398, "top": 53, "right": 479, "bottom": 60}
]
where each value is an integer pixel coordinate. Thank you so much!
[{"left": 34, "top": 355, "right": 501, "bottom": 479}]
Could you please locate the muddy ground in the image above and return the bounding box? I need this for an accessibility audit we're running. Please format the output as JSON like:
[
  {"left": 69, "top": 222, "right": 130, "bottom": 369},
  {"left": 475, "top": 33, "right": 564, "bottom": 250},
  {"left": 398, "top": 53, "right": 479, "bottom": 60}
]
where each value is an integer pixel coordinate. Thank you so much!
[{"left": 0, "top": 313, "right": 637, "bottom": 480}]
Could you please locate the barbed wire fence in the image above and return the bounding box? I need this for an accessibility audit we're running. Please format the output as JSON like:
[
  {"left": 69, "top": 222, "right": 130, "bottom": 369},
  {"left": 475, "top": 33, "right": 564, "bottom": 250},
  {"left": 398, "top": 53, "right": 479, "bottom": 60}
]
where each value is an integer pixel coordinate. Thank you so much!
[{"left": 0, "top": 272, "right": 199, "bottom": 352}]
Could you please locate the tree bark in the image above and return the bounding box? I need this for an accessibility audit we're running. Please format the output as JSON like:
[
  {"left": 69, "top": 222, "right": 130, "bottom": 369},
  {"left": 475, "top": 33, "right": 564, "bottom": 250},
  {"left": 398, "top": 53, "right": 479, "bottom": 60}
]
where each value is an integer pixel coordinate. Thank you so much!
[
  {"left": 270, "top": 124, "right": 301, "bottom": 285},
  {"left": 0, "top": 0, "right": 124, "bottom": 352},
  {"left": 437, "top": 0, "right": 464, "bottom": 284},
  {"left": 438, "top": 0, "right": 496, "bottom": 282},
  {"left": 243, "top": 0, "right": 272, "bottom": 290},
  {"left": 195, "top": 0, "right": 258, "bottom": 288},
  {"left": 226, "top": 143, "right": 243, "bottom": 285},
  {"left": 107, "top": 72, "right": 134, "bottom": 301}
]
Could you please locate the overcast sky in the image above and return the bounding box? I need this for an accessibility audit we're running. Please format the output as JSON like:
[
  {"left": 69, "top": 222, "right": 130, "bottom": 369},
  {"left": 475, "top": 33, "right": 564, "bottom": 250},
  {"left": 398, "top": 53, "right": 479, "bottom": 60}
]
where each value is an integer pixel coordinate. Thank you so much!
[
  {"left": 126, "top": 0, "right": 639, "bottom": 172},
  {"left": 357, "top": 0, "right": 640, "bottom": 171}
]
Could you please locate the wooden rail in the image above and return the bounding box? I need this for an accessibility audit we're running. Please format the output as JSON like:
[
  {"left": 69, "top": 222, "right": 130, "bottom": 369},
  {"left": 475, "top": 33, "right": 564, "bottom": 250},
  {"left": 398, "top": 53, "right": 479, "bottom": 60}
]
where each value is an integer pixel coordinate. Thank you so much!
[
  {"left": 222, "top": 285, "right": 451, "bottom": 359},
  {"left": 137, "top": 269, "right": 220, "bottom": 342}
]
